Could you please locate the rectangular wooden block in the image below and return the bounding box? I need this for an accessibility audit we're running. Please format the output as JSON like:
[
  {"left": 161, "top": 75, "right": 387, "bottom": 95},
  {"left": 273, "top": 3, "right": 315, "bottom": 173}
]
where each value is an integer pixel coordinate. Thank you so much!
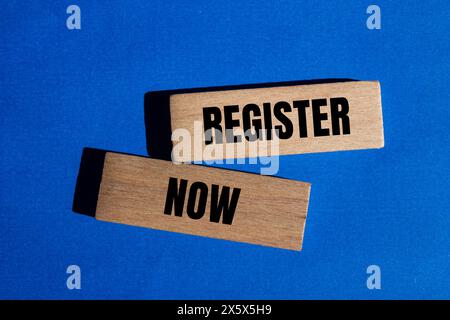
[
  {"left": 76, "top": 151, "right": 311, "bottom": 251},
  {"left": 170, "top": 81, "right": 384, "bottom": 162}
]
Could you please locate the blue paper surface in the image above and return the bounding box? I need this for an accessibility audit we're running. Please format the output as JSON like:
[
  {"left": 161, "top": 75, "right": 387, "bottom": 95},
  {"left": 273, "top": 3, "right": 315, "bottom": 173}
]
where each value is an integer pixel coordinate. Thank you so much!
[{"left": 0, "top": 1, "right": 448, "bottom": 299}]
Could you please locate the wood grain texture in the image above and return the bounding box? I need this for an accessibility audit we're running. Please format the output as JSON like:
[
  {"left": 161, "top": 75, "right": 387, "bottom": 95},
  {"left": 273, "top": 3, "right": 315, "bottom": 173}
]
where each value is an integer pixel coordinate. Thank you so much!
[
  {"left": 95, "top": 152, "right": 311, "bottom": 251},
  {"left": 170, "top": 81, "right": 384, "bottom": 162}
]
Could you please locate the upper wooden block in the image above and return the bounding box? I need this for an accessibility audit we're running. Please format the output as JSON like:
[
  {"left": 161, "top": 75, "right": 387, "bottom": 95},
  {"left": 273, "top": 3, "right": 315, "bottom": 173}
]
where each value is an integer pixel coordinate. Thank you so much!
[{"left": 169, "top": 81, "right": 384, "bottom": 162}]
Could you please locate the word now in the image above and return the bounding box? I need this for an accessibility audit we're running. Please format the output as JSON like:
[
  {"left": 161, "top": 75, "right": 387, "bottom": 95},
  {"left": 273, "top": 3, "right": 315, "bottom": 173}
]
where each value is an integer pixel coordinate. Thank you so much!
[{"left": 164, "top": 177, "right": 241, "bottom": 225}]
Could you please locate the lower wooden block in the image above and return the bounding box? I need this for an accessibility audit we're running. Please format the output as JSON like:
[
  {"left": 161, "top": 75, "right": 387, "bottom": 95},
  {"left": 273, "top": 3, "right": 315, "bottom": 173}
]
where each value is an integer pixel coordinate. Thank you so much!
[{"left": 73, "top": 148, "right": 311, "bottom": 251}]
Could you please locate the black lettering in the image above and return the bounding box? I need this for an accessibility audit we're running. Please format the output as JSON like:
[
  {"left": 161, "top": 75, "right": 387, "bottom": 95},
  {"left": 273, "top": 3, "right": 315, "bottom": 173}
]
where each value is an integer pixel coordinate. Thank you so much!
[
  {"left": 293, "top": 100, "right": 310, "bottom": 138},
  {"left": 242, "top": 103, "right": 262, "bottom": 142},
  {"left": 263, "top": 102, "right": 273, "bottom": 140},
  {"left": 312, "top": 99, "right": 329, "bottom": 136},
  {"left": 164, "top": 177, "right": 187, "bottom": 217},
  {"left": 210, "top": 185, "right": 241, "bottom": 225},
  {"left": 203, "top": 107, "right": 223, "bottom": 145},
  {"left": 273, "top": 101, "right": 293, "bottom": 139},
  {"left": 186, "top": 182, "right": 208, "bottom": 219},
  {"left": 330, "top": 97, "right": 350, "bottom": 135},
  {"left": 223, "top": 105, "right": 242, "bottom": 143}
]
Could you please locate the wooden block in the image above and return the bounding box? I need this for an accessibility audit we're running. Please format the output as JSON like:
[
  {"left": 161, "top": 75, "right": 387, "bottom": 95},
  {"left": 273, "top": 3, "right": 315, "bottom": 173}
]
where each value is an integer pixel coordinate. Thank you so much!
[
  {"left": 73, "top": 149, "right": 311, "bottom": 251},
  {"left": 170, "top": 81, "right": 384, "bottom": 162}
]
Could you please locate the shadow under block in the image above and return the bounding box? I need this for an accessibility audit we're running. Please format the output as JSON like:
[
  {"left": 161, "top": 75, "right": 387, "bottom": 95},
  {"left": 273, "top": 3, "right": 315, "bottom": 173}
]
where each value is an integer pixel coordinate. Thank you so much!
[
  {"left": 77, "top": 151, "right": 311, "bottom": 251},
  {"left": 170, "top": 81, "right": 384, "bottom": 162}
]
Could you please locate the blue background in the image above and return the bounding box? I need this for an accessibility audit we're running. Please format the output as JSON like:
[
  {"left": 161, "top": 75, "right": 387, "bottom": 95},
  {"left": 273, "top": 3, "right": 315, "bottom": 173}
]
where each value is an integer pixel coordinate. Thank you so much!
[{"left": 0, "top": 1, "right": 449, "bottom": 299}]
